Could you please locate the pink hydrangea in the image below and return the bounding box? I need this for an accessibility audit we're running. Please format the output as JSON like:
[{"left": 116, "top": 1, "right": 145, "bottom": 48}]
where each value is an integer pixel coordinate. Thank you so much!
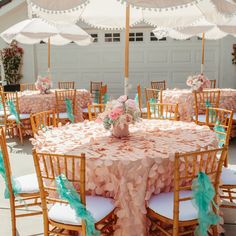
[{"left": 109, "top": 107, "right": 123, "bottom": 120}]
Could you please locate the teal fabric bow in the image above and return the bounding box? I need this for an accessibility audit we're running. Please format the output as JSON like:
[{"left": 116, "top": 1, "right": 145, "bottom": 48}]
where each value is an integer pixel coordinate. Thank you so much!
[
  {"left": 55, "top": 174, "right": 99, "bottom": 236},
  {"left": 7, "top": 100, "right": 20, "bottom": 124},
  {"left": 213, "top": 121, "right": 226, "bottom": 148},
  {"left": 205, "top": 100, "right": 216, "bottom": 122},
  {"left": 0, "top": 151, "right": 21, "bottom": 198},
  {"left": 192, "top": 172, "right": 221, "bottom": 236},
  {"left": 103, "top": 93, "right": 108, "bottom": 104},
  {"left": 134, "top": 93, "right": 139, "bottom": 105},
  {"left": 93, "top": 90, "right": 99, "bottom": 104},
  {"left": 65, "top": 98, "right": 75, "bottom": 123}
]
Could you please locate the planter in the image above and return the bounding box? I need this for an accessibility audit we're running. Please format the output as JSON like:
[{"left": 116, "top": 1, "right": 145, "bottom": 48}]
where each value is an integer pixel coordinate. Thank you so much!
[
  {"left": 3, "top": 84, "right": 20, "bottom": 92},
  {"left": 112, "top": 124, "right": 129, "bottom": 138}
]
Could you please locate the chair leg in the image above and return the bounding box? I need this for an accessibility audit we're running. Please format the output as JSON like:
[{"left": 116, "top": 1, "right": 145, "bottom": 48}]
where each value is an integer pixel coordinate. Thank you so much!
[
  {"left": 224, "top": 152, "right": 228, "bottom": 168},
  {"left": 17, "top": 124, "right": 23, "bottom": 145},
  {"left": 10, "top": 200, "right": 16, "bottom": 236}
]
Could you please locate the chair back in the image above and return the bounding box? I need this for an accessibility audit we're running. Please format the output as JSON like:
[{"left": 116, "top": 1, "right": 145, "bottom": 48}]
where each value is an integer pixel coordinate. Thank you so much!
[
  {"left": 55, "top": 90, "right": 76, "bottom": 118},
  {"left": 30, "top": 110, "right": 57, "bottom": 136},
  {"left": 194, "top": 90, "right": 220, "bottom": 117},
  {"left": 88, "top": 104, "right": 106, "bottom": 121},
  {"left": 4, "top": 92, "right": 20, "bottom": 114},
  {"left": 90, "top": 81, "right": 103, "bottom": 102},
  {"left": 32, "top": 150, "right": 86, "bottom": 225},
  {"left": 0, "top": 127, "right": 14, "bottom": 200},
  {"left": 145, "top": 88, "right": 163, "bottom": 103},
  {"left": 206, "top": 108, "right": 233, "bottom": 146},
  {"left": 58, "top": 81, "right": 75, "bottom": 90},
  {"left": 151, "top": 80, "right": 166, "bottom": 90},
  {"left": 209, "top": 80, "right": 216, "bottom": 89},
  {"left": 99, "top": 85, "right": 108, "bottom": 104},
  {"left": 147, "top": 102, "right": 179, "bottom": 121},
  {"left": 173, "top": 147, "right": 227, "bottom": 235},
  {"left": 20, "top": 83, "right": 36, "bottom": 91}
]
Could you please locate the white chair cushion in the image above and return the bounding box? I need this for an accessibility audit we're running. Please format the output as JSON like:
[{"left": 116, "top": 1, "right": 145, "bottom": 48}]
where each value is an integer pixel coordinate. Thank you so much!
[
  {"left": 221, "top": 166, "right": 236, "bottom": 185},
  {"left": 83, "top": 107, "right": 101, "bottom": 113},
  {"left": 148, "top": 190, "right": 197, "bottom": 221},
  {"left": 15, "top": 173, "right": 39, "bottom": 194},
  {"left": 233, "top": 112, "right": 236, "bottom": 120},
  {"left": 192, "top": 114, "right": 206, "bottom": 122},
  {"left": 8, "top": 114, "right": 30, "bottom": 120},
  {"left": 0, "top": 110, "right": 10, "bottom": 116},
  {"left": 58, "top": 112, "right": 69, "bottom": 119},
  {"left": 141, "top": 107, "right": 147, "bottom": 113},
  {"left": 48, "top": 196, "right": 114, "bottom": 226}
]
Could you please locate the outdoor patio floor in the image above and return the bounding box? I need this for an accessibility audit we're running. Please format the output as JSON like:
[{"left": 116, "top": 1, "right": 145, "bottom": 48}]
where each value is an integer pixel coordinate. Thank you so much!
[{"left": 0, "top": 137, "right": 235, "bottom": 236}]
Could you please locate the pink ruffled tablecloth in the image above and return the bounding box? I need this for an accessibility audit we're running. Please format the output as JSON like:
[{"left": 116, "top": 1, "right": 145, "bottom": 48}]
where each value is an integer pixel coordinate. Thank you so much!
[
  {"left": 31, "top": 119, "right": 218, "bottom": 236},
  {"left": 18, "top": 89, "right": 91, "bottom": 122},
  {"left": 163, "top": 88, "right": 236, "bottom": 121}
]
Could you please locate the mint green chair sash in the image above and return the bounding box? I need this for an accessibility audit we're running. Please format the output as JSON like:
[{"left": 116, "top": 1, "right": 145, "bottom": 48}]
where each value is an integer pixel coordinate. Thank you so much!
[
  {"left": 192, "top": 172, "right": 221, "bottom": 236},
  {"left": 7, "top": 100, "right": 20, "bottom": 124},
  {"left": 103, "top": 93, "right": 108, "bottom": 104},
  {"left": 149, "top": 98, "right": 156, "bottom": 113},
  {"left": 213, "top": 121, "right": 226, "bottom": 148},
  {"left": 0, "top": 151, "right": 21, "bottom": 198},
  {"left": 134, "top": 93, "right": 139, "bottom": 105},
  {"left": 205, "top": 101, "right": 216, "bottom": 122},
  {"left": 55, "top": 174, "right": 99, "bottom": 236},
  {"left": 93, "top": 90, "right": 99, "bottom": 104},
  {"left": 65, "top": 98, "right": 75, "bottom": 123}
]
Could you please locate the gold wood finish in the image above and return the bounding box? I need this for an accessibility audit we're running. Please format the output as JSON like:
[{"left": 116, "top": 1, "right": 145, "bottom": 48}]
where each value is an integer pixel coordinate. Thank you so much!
[
  {"left": 58, "top": 81, "right": 75, "bottom": 90},
  {"left": 151, "top": 80, "right": 166, "bottom": 90}
]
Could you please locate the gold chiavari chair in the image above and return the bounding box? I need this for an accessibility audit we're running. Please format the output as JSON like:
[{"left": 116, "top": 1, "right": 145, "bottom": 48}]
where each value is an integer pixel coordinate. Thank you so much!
[
  {"left": 147, "top": 102, "right": 179, "bottom": 121},
  {"left": 205, "top": 107, "right": 236, "bottom": 208},
  {"left": 147, "top": 147, "right": 227, "bottom": 236},
  {"left": 55, "top": 89, "right": 76, "bottom": 124},
  {"left": 20, "top": 83, "right": 36, "bottom": 91},
  {"left": 30, "top": 110, "right": 57, "bottom": 136},
  {"left": 58, "top": 81, "right": 75, "bottom": 90},
  {"left": 90, "top": 81, "right": 103, "bottom": 102},
  {"left": 3, "top": 92, "right": 30, "bottom": 144},
  {"left": 0, "top": 128, "right": 41, "bottom": 236},
  {"left": 33, "top": 150, "right": 116, "bottom": 236},
  {"left": 209, "top": 80, "right": 217, "bottom": 89},
  {"left": 88, "top": 104, "right": 107, "bottom": 121},
  {"left": 193, "top": 90, "right": 220, "bottom": 125},
  {"left": 99, "top": 84, "right": 107, "bottom": 104},
  {"left": 151, "top": 80, "right": 166, "bottom": 90}
]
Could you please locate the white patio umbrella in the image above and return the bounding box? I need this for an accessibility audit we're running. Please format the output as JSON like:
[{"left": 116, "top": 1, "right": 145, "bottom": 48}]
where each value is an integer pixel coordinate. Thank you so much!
[
  {"left": 153, "top": 16, "right": 236, "bottom": 73},
  {"left": 0, "top": 18, "right": 93, "bottom": 74},
  {"left": 27, "top": 0, "right": 236, "bottom": 94}
]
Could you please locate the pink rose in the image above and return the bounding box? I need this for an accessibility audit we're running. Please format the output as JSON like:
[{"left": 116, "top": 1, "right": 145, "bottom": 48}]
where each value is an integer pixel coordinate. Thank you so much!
[{"left": 109, "top": 107, "right": 123, "bottom": 120}]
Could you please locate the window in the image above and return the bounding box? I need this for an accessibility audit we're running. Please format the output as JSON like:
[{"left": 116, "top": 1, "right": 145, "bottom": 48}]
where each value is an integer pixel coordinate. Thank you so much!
[
  {"left": 105, "top": 33, "right": 120, "bottom": 42},
  {"left": 150, "top": 32, "right": 166, "bottom": 41},
  {"left": 91, "top": 34, "right": 98, "bottom": 42},
  {"left": 129, "top": 32, "right": 143, "bottom": 42}
]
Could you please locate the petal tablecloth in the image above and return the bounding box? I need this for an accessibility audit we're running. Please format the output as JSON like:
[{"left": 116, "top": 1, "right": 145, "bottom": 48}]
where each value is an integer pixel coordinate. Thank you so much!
[
  {"left": 31, "top": 119, "right": 218, "bottom": 236},
  {"left": 18, "top": 89, "right": 91, "bottom": 122}
]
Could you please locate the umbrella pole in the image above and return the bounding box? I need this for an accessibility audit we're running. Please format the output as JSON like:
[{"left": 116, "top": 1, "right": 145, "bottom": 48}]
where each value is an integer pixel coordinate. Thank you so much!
[
  {"left": 48, "top": 37, "right": 51, "bottom": 77},
  {"left": 201, "top": 32, "right": 205, "bottom": 74},
  {"left": 124, "top": 4, "right": 130, "bottom": 96}
]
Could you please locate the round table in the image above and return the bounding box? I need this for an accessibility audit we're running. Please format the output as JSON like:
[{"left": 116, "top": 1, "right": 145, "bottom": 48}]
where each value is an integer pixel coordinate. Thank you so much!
[
  {"left": 163, "top": 88, "right": 236, "bottom": 121},
  {"left": 18, "top": 89, "right": 91, "bottom": 122},
  {"left": 31, "top": 119, "right": 218, "bottom": 236}
]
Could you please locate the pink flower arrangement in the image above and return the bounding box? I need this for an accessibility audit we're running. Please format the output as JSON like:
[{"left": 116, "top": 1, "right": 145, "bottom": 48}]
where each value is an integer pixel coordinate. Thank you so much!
[
  {"left": 96, "top": 95, "right": 140, "bottom": 130},
  {"left": 35, "top": 75, "right": 52, "bottom": 94},
  {"left": 186, "top": 74, "right": 210, "bottom": 92}
]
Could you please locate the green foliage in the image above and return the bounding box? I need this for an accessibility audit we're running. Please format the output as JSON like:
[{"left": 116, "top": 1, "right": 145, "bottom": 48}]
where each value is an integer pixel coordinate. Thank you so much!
[{"left": 0, "top": 41, "right": 23, "bottom": 85}]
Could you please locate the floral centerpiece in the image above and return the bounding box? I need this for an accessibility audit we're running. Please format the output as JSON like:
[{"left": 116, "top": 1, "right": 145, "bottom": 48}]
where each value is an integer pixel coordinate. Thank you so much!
[
  {"left": 35, "top": 75, "right": 52, "bottom": 94},
  {"left": 186, "top": 74, "right": 210, "bottom": 92},
  {"left": 96, "top": 95, "right": 140, "bottom": 138}
]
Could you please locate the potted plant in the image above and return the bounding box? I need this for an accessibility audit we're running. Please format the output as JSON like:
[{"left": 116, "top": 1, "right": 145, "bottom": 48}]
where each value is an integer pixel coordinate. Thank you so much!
[{"left": 0, "top": 41, "right": 23, "bottom": 91}]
